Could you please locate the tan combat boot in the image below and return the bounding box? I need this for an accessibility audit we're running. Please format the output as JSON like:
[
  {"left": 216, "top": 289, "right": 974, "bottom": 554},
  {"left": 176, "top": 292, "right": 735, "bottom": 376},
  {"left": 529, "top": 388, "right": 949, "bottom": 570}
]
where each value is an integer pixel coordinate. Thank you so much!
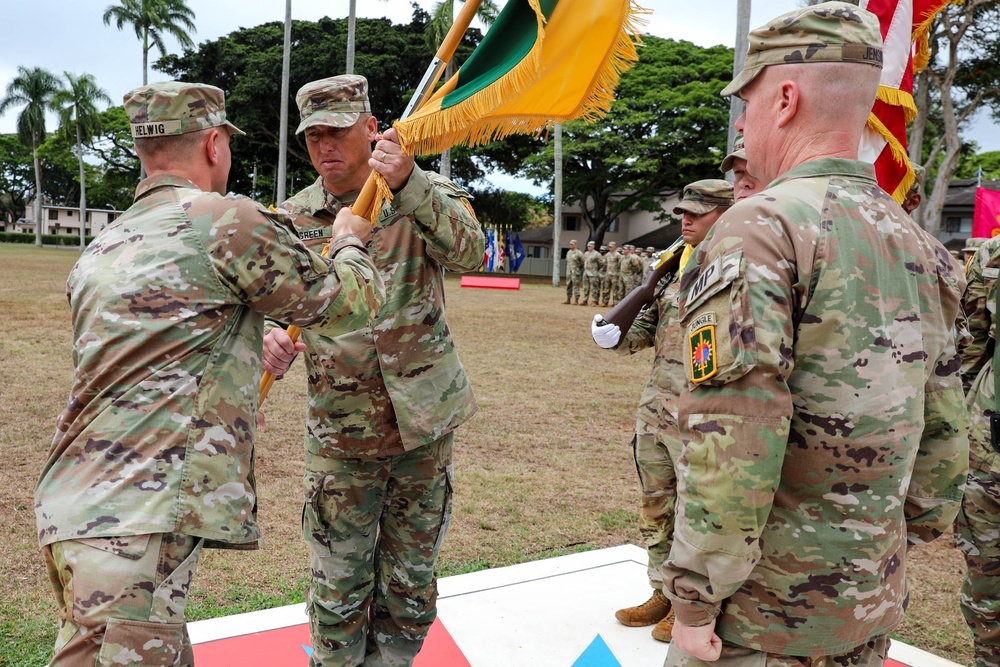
[
  {"left": 614, "top": 589, "right": 671, "bottom": 627},
  {"left": 651, "top": 606, "right": 675, "bottom": 642}
]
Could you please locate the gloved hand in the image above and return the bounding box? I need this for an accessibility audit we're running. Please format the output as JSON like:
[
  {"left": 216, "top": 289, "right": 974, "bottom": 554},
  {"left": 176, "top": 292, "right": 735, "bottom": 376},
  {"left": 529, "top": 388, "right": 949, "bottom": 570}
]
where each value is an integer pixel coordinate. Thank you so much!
[{"left": 592, "top": 313, "right": 621, "bottom": 349}]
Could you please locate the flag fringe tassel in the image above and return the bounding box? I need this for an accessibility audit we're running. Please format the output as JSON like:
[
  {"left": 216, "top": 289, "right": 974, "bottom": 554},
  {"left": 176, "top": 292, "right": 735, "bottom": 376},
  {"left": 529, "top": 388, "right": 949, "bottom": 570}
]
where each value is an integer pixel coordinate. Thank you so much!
[
  {"left": 913, "top": 1, "right": 952, "bottom": 72},
  {"left": 876, "top": 85, "right": 917, "bottom": 124},
  {"left": 866, "top": 110, "right": 915, "bottom": 203},
  {"left": 395, "top": 0, "right": 645, "bottom": 156}
]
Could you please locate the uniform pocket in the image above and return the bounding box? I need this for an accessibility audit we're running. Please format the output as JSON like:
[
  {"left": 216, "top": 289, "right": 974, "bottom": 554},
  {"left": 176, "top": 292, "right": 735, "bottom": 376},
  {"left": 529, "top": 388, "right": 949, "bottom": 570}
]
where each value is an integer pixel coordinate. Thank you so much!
[{"left": 98, "top": 618, "right": 187, "bottom": 666}]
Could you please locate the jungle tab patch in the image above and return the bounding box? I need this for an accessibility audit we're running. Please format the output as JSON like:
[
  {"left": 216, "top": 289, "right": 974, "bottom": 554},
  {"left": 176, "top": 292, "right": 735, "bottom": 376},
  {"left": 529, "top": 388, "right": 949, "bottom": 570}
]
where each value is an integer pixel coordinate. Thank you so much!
[{"left": 688, "top": 315, "right": 718, "bottom": 383}]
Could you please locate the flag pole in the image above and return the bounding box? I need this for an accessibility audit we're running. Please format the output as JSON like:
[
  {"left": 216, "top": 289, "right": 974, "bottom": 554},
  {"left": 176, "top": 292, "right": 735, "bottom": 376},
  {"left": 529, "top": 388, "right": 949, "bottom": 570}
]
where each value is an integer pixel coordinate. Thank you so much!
[{"left": 259, "top": 0, "right": 484, "bottom": 404}]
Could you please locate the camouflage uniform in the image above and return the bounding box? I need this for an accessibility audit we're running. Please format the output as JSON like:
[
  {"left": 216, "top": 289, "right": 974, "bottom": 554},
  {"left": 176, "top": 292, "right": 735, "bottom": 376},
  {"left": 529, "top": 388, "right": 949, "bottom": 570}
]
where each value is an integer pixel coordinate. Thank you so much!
[
  {"left": 35, "top": 81, "right": 383, "bottom": 666},
  {"left": 666, "top": 9, "right": 968, "bottom": 662},
  {"left": 582, "top": 244, "right": 603, "bottom": 306},
  {"left": 957, "top": 234, "right": 1000, "bottom": 667},
  {"left": 281, "top": 75, "right": 485, "bottom": 667},
  {"left": 620, "top": 247, "right": 645, "bottom": 296},
  {"left": 603, "top": 244, "right": 622, "bottom": 306},
  {"left": 666, "top": 156, "right": 969, "bottom": 659},
  {"left": 643, "top": 247, "right": 656, "bottom": 279},
  {"left": 565, "top": 242, "right": 584, "bottom": 303}
]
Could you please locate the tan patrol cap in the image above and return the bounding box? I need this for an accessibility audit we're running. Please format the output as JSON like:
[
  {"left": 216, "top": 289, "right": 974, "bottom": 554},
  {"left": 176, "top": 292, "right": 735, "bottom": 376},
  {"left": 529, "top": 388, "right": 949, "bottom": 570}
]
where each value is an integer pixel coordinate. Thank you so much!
[
  {"left": 720, "top": 133, "right": 747, "bottom": 173},
  {"left": 124, "top": 81, "right": 245, "bottom": 139},
  {"left": 964, "top": 237, "right": 988, "bottom": 254},
  {"left": 674, "top": 179, "right": 735, "bottom": 215},
  {"left": 296, "top": 74, "right": 371, "bottom": 134},
  {"left": 569, "top": 239, "right": 578, "bottom": 245},
  {"left": 721, "top": 1, "right": 883, "bottom": 98},
  {"left": 645, "top": 246, "right": 654, "bottom": 252}
]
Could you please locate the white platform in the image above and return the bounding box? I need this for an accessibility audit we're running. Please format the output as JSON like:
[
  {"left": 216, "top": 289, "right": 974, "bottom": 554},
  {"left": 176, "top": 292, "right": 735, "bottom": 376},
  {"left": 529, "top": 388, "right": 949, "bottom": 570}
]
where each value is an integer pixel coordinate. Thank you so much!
[{"left": 189, "top": 544, "right": 960, "bottom": 667}]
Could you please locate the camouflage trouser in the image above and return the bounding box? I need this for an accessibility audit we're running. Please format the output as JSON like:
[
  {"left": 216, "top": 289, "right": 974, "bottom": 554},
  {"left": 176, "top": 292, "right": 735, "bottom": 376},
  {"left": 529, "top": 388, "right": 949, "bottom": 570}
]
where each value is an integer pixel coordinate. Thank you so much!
[
  {"left": 622, "top": 274, "right": 640, "bottom": 299},
  {"left": 956, "top": 468, "right": 1000, "bottom": 667},
  {"left": 602, "top": 273, "right": 620, "bottom": 305},
  {"left": 664, "top": 634, "right": 889, "bottom": 667},
  {"left": 582, "top": 273, "right": 600, "bottom": 304},
  {"left": 566, "top": 270, "right": 583, "bottom": 302},
  {"left": 43, "top": 532, "right": 203, "bottom": 667},
  {"left": 303, "top": 434, "right": 454, "bottom": 667},
  {"left": 633, "top": 424, "right": 681, "bottom": 590}
]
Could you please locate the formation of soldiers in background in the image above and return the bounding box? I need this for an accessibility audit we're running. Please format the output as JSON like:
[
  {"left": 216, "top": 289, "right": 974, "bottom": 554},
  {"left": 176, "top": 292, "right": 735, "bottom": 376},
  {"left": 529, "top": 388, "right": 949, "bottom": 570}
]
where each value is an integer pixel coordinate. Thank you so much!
[{"left": 563, "top": 239, "right": 657, "bottom": 306}]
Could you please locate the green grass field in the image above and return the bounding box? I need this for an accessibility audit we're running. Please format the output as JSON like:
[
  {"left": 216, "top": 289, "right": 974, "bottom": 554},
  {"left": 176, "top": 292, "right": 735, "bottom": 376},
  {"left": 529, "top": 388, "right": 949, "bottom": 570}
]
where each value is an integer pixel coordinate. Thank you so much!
[{"left": 0, "top": 244, "right": 975, "bottom": 665}]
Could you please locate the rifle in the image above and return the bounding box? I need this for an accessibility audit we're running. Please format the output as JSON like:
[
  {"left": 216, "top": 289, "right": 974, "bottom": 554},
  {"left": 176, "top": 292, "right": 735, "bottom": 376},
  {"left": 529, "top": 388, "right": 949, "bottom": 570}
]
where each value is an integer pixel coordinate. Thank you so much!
[{"left": 596, "top": 236, "right": 687, "bottom": 336}]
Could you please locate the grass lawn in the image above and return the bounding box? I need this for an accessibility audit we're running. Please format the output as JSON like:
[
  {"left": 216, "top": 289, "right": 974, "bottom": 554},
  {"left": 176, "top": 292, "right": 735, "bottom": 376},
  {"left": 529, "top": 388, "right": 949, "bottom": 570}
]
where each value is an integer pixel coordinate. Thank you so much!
[{"left": 0, "top": 244, "right": 975, "bottom": 665}]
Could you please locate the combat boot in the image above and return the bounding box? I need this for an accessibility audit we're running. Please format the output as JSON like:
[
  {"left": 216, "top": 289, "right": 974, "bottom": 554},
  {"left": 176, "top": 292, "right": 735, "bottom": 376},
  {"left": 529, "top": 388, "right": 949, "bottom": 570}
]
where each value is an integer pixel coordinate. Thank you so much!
[
  {"left": 651, "top": 607, "right": 675, "bottom": 642},
  {"left": 614, "top": 589, "right": 671, "bottom": 627},
  {"left": 562, "top": 300, "right": 571, "bottom": 304}
]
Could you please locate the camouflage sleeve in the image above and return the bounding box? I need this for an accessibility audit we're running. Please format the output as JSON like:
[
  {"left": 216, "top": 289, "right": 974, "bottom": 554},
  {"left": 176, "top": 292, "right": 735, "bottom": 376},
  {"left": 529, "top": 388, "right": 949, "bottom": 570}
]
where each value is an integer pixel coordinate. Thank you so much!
[
  {"left": 614, "top": 301, "right": 657, "bottom": 355},
  {"left": 197, "top": 195, "right": 384, "bottom": 336},
  {"left": 391, "top": 165, "right": 485, "bottom": 272},
  {"left": 664, "top": 210, "right": 795, "bottom": 627},
  {"left": 961, "top": 246, "right": 994, "bottom": 390}
]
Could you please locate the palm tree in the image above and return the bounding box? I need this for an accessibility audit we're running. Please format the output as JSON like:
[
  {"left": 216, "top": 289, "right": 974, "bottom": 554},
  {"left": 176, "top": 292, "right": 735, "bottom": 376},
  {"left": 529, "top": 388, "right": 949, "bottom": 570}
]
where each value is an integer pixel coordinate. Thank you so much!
[
  {"left": 0, "top": 66, "right": 61, "bottom": 247},
  {"left": 102, "top": 0, "right": 197, "bottom": 86},
  {"left": 424, "top": 0, "right": 499, "bottom": 178},
  {"left": 52, "top": 72, "right": 112, "bottom": 250}
]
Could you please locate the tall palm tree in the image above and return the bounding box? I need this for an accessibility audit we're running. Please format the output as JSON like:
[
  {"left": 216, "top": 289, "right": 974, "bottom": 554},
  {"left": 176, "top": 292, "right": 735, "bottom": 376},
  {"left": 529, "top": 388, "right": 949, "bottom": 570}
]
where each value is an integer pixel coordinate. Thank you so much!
[
  {"left": 424, "top": 0, "right": 498, "bottom": 178},
  {"left": 102, "top": 0, "right": 197, "bottom": 86},
  {"left": 52, "top": 72, "right": 112, "bottom": 250},
  {"left": 0, "top": 66, "right": 61, "bottom": 247}
]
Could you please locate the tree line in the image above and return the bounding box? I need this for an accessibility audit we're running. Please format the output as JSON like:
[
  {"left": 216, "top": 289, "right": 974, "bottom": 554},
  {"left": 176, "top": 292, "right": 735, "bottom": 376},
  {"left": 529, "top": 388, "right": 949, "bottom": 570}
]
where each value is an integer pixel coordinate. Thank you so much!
[{"left": 3, "top": 0, "right": 1000, "bottom": 248}]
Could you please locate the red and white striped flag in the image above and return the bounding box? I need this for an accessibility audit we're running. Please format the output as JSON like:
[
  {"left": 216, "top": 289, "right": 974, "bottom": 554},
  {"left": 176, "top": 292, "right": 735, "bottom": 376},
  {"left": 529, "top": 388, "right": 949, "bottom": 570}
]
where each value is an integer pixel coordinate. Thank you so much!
[{"left": 858, "top": 0, "right": 950, "bottom": 203}]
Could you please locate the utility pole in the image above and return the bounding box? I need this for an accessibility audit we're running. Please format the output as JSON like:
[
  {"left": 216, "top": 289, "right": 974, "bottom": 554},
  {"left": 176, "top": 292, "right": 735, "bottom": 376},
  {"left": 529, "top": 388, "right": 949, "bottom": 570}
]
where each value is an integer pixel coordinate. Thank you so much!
[
  {"left": 276, "top": 0, "right": 292, "bottom": 205},
  {"left": 727, "top": 0, "right": 751, "bottom": 160},
  {"left": 551, "top": 123, "right": 563, "bottom": 287}
]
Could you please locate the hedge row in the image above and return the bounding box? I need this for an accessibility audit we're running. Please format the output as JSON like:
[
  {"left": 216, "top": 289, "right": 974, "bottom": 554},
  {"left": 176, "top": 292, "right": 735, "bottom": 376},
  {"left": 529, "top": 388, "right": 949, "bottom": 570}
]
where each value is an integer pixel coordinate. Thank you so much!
[{"left": 0, "top": 232, "right": 95, "bottom": 246}]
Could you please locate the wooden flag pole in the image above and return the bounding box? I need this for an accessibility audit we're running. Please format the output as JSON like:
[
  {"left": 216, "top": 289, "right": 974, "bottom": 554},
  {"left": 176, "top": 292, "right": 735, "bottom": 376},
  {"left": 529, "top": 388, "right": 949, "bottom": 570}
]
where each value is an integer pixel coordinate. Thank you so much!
[{"left": 259, "top": 0, "right": 485, "bottom": 404}]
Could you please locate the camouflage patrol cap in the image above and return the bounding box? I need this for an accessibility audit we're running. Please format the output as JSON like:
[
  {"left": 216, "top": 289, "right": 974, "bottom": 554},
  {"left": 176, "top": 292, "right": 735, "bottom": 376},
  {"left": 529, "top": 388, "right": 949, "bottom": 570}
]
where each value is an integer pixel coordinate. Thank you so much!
[
  {"left": 673, "top": 179, "right": 735, "bottom": 215},
  {"left": 964, "top": 237, "right": 988, "bottom": 254},
  {"left": 600, "top": 245, "right": 608, "bottom": 251},
  {"left": 908, "top": 164, "right": 926, "bottom": 195},
  {"left": 645, "top": 246, "right": 654, "bottom": 252},
  {"left": 123, "top": 81, "right": 245, "bottom": 139},
  {"left": 721, "top": 2, "right": 883, "bottom": 97},
  {"left": 295, "top": 75, "right": 372, "bottom": 134},
  {"left": 570, "top": 239, "right": 578, "bottom": 245},
  {"left": 608, "top": 241, "right": 617, "bottom": 248},
  {"left": 587, "top": 241, "right": 595, "bottom": 247},
  {"left": 720, "top": 133, "right": 747, "bottom": 173}
]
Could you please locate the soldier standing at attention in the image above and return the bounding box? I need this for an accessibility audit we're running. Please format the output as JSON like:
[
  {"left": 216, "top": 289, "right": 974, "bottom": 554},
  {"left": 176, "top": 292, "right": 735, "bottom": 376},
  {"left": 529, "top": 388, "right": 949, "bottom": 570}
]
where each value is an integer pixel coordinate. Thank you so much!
[
  {"left": 603, "top": 240, "right": 622, "bottom": 307},
  {"left": 620, "top": 244, "right": 645, "bottom": 296},
  {"left": 262, "top": 75, "right": 484, "bottom": 667},
  {"left": 664, "top": 3, "right": 969, "bottom": 664},
  {"left": 582, "top": 240, "right": 603, "bottom": 306},
  {"left": 643, "top": 246, "right": 656, "bottom": 278},
  {"left": 35, "top": 81, "right": 383, "bottom": 666},
  {"left": 591, "top": 180, "right": 734, "bottom": 645},
  {"left": 564, "top": 239, "right": 584, "bottom": 304},
  {"left": 958, "top": 234, "right": 1000, "bottom": 666}
]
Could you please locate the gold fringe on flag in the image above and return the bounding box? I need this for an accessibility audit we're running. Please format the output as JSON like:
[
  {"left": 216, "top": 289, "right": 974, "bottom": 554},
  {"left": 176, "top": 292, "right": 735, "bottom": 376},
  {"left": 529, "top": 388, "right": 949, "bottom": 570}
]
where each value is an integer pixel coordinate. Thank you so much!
[
  {"left": 367, "top": 172, "right": 395, "bottom": 229},
  {"left": 913, "top": 0, "right": 954, "bottom": 72},
  {"left": 394, "top": 0, "right": 646, "bottom": 157},
  {"left": 866, "top": 110, "right": 915, "bottom": 203},
  {"left": 875, "top": 84, "right": 918, "bottom": 124}
]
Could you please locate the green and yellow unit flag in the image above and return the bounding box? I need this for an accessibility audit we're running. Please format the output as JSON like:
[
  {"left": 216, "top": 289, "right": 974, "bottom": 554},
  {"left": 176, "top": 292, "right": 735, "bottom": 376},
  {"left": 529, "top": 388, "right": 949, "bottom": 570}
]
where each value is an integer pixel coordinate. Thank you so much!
[{"left": 393, "top": 0, "right": 646, "bottom": 156}]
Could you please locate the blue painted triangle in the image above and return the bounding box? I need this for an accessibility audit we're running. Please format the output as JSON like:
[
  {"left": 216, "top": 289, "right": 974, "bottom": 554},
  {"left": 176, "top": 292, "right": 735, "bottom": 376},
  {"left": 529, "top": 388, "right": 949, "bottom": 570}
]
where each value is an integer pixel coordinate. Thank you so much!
[
  {"left": 302, "top": 644, "right": 313, "bottom": 657},
  {"left": 572, "top": 634, "right": 622, "bottom": 667}
]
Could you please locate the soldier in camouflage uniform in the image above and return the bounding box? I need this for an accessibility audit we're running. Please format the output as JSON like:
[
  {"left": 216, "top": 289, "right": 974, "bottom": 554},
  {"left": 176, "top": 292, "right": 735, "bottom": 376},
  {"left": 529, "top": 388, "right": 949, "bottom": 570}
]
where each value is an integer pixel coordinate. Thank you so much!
[
  {"left": 643, "top": 246, "right": 656, "bottom": 279},
  {"left": 262, "top": 75, "right": 484, "bottom": 667},
  {"left": 35, "top": 81, "right": 384, "bottom": 667},
  {"left": 620, "top": 244, "right": 645, "bottom": 296},
  {"left": 591, "top": 180, "right": 733, "bottom": 644},
  {"left": 564, "top": 239, "right": 584, "bottom": 304},
  {"left": 581, "top": 240, "right": 602, "bottom": 306},
  {"left": 663, "top": 4, "right": 969, "bottom": 665},
  {"left": 719, "top": 133, "right": 763, "bottom": 202},
  {"left": 602, "top": 241, "right": 622, "bottom": 306},
  {"left": 958, "top": 234, "right": 1000, "bottom": 667}
]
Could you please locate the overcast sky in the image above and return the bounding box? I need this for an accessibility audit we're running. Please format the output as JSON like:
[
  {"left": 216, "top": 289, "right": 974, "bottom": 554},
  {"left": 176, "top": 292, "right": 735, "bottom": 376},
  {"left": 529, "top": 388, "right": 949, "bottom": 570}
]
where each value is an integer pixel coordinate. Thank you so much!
[{"left": 2, "top": 1, "right": 997, "bottom": 191}]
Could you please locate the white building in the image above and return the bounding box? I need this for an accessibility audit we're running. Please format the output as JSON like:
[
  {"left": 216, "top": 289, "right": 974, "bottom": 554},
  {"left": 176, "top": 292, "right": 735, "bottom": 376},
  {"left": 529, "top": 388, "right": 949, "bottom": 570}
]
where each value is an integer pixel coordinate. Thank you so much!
[{"left": 12, "top": 202, "right": 122, "bottom": 238}]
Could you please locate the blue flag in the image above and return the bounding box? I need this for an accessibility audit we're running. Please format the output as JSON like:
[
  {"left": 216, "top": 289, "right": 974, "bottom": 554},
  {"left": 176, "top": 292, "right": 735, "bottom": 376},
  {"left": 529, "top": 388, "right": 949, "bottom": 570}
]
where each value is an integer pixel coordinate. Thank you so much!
[{"left": 511, "top": 233, "right": 525, "bottom": 272}]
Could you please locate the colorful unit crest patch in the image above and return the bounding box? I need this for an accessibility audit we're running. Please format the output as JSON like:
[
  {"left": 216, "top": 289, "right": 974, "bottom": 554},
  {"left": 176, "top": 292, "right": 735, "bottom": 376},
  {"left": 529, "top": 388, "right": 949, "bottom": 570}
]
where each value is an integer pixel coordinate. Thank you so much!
[{"left": 688, "top": 324, "right": 717, "bottom": 382}]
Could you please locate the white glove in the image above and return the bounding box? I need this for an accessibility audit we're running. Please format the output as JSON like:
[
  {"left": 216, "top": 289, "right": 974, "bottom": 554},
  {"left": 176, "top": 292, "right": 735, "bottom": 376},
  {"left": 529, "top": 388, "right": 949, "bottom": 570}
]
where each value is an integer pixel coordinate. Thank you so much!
[{"left": 592, "top": 313, "right": 621, "bottom": 349}]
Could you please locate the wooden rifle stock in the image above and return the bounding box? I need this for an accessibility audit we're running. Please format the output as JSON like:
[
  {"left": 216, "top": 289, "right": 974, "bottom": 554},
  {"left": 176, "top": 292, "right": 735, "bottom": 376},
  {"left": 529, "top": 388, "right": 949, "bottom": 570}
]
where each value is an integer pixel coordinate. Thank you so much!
[{"left": 599, "top": 236, "right": 687, "bottom": 336}]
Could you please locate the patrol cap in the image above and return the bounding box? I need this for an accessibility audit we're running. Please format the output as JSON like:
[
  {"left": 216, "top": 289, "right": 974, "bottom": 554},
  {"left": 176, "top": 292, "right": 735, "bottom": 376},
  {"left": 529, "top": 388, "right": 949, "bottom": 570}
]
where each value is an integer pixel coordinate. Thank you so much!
[
  {"left": 123, "top": 81, "right": 245, "bottom": 139},
  {"left": 609, "top": 241, "right": 617, "bottom": 248},
  {"left": 673, "top": 179, "right": 735, "bottom": 215},
  {"left": 964, "top": 237, "right": 987, "bottom": 254},
  {"left": 587, "top": 241, "right": 595, "bottom": 247},
  {"left": 721, "top": 2, "right": 883, "bottom": 97},
  {"left": 600, "top": 245, "right": 608, "bottom": 251},
  {"left": 296, "top": 75, "right": 371, "bottom": 134},
  {"left": 645, "top": 246, "right": 654, "bottom": 252},
  {"left": 720, "top": 133, "right": 747, "bottom": 173},
  {"left": 908, "top": 164, "right": 926, "bottom": 195},
  {"left": 570, "top": 239, "right": 578, "bottom": 245}
]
